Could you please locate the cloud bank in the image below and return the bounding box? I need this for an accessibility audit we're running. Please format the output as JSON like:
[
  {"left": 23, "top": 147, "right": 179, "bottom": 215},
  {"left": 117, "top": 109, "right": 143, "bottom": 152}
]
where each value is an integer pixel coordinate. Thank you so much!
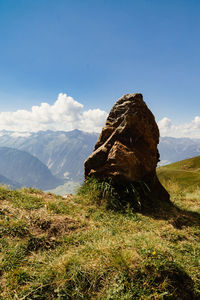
[
  {"left": 0, "top": 93, "right": 108, "bottom": 133},
  {"left": 158, "top": 116, "right": 200, "bottom": 138},
  {"left": 0, "top": 93, "right": 199, "bottom": 138}
]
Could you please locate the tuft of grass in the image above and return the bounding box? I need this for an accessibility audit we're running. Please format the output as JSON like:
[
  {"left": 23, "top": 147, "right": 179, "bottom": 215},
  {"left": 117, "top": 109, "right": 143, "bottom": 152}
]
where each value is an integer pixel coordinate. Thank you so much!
[
  {"left": 0, "top": 219, "right": 29, "bottom": 237},
  {"left": 77, "top": 177, "right": 151, "bottom": 211},
  {"left": 1, "top": 242, "right": 28, "bottom": 271},
  {"left": 47, "top": 200, "right": 71, "bottom": 214}
]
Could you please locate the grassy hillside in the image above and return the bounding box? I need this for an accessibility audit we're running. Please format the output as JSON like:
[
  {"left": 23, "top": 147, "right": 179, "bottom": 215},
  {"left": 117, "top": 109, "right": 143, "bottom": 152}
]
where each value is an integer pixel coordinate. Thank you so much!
[
  {"left": 157, "top": 155, "right": 200, "bottom": 190},
  {"left": 0, "top": 181, "right": 200, "bottom": 299}
]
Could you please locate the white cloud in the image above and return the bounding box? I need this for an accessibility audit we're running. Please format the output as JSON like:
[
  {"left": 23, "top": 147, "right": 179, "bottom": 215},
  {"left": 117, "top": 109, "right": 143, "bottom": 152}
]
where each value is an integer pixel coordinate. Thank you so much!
[
  {"left": 10, "top": 132, "right": 31, "bottom": 138},
  {"left": 158, "top": 116, "right": 200, "bottom": 138},
  {"left": 0, "top": 93, "right": 199, "bottom": 138},
  {"left": 0, "top": 93, "right": 108, "bottom": 133}
]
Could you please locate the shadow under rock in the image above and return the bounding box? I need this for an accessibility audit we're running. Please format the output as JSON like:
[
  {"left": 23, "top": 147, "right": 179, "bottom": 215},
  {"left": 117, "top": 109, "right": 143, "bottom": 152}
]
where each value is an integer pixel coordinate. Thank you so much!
[{"left": 141, "top": 196, "right": 200, "bottom": 229}]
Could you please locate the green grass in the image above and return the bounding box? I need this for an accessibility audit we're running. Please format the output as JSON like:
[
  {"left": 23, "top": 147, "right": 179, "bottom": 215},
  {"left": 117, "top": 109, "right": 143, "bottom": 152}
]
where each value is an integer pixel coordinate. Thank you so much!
[
  {"left": 77, "top": 177, "right": 151, "bottom": 211},
  {"left": 157, "top": 155, "right": 200, "bottom": 190},
  {"left": 0, "top": 186, "right": 44, "bottom": 209},
  {"left": 0, "top": 179, "right": 200, "bottom": 299}
]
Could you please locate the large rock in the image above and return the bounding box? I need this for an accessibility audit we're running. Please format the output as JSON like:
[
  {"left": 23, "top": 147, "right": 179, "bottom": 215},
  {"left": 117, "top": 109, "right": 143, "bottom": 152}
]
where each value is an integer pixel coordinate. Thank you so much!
[{"left": 84, "top": 93, "right": 169, "bottom": 202}]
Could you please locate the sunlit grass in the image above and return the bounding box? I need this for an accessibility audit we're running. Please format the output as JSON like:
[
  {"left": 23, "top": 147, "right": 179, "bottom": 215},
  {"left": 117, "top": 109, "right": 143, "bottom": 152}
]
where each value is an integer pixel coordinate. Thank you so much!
[{"left": 0, "top": 182, "right": 200, "bottom": 299}]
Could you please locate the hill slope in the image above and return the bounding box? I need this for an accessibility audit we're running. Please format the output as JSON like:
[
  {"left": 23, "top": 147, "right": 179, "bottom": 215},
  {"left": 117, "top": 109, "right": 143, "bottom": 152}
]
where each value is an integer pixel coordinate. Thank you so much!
[
  {"left": 0, "top": 147, "right": 63, "bottom": 190},
  {"left": 157, "top": 155, "right": 200, "bottom": 189},
  {"left": 0, "top": 174, "right": 21, "bottom": 189},
  {"left": 0, "top": 185, "right": 200, "bottom": 299}
]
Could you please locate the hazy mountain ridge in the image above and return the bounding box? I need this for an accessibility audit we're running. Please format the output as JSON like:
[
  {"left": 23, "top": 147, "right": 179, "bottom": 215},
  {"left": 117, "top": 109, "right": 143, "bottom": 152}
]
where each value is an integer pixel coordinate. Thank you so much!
[
  {"left": 0, "top": 173, "right": 21, "bottom": 189},
  {"left": 0, "top": 147, "right": 63, "bottom": 190},
  {"left": 0, "top": 130, "right": 98, "bottom": 182},
  {"left": 159, "top": 136, "right": 200, "bottom": 165},
  {"left": 0, "top": 130, "right": 200, "bottom": 193}
]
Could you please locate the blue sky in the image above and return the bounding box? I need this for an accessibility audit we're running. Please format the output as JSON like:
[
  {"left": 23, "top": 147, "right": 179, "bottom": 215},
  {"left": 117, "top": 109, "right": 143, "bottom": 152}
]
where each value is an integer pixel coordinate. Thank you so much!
[{"left": 0, "top": 0, "right": 200, "bottom": 136}]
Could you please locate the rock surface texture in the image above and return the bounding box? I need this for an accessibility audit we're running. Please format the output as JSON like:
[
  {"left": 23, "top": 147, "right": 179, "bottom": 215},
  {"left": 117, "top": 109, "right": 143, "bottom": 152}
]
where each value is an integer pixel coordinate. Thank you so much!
[{"left": 84, "top": 93, "right": 169, "bottom": 202}]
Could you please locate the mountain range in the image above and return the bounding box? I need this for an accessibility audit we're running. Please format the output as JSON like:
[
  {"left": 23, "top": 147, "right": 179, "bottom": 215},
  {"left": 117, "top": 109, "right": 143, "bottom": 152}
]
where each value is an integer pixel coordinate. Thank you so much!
[
  {"left": 0, "top": 130, "right": 97, "bottom": 182},
  {"left": 158, "top": 136, "right": 200, "bottom": 165},
  {"left": 0, "top": 130, "right": 199, "bottom": 193},
  {"left": 0, "top": 147, "right": 63, "bottom": 190}
]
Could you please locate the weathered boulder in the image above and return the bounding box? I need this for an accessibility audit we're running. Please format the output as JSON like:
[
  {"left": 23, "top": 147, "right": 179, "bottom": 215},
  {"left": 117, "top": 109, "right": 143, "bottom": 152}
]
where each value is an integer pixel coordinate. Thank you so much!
[{"left": 84, "top": 93, "right": 169, "bottom": 203}]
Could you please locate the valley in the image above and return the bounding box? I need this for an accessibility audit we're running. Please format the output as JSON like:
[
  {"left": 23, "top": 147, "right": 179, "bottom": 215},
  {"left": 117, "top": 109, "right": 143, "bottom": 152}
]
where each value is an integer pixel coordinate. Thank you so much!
[{"left": 0, "top": 129, "right": 199, "bottom": 194}]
